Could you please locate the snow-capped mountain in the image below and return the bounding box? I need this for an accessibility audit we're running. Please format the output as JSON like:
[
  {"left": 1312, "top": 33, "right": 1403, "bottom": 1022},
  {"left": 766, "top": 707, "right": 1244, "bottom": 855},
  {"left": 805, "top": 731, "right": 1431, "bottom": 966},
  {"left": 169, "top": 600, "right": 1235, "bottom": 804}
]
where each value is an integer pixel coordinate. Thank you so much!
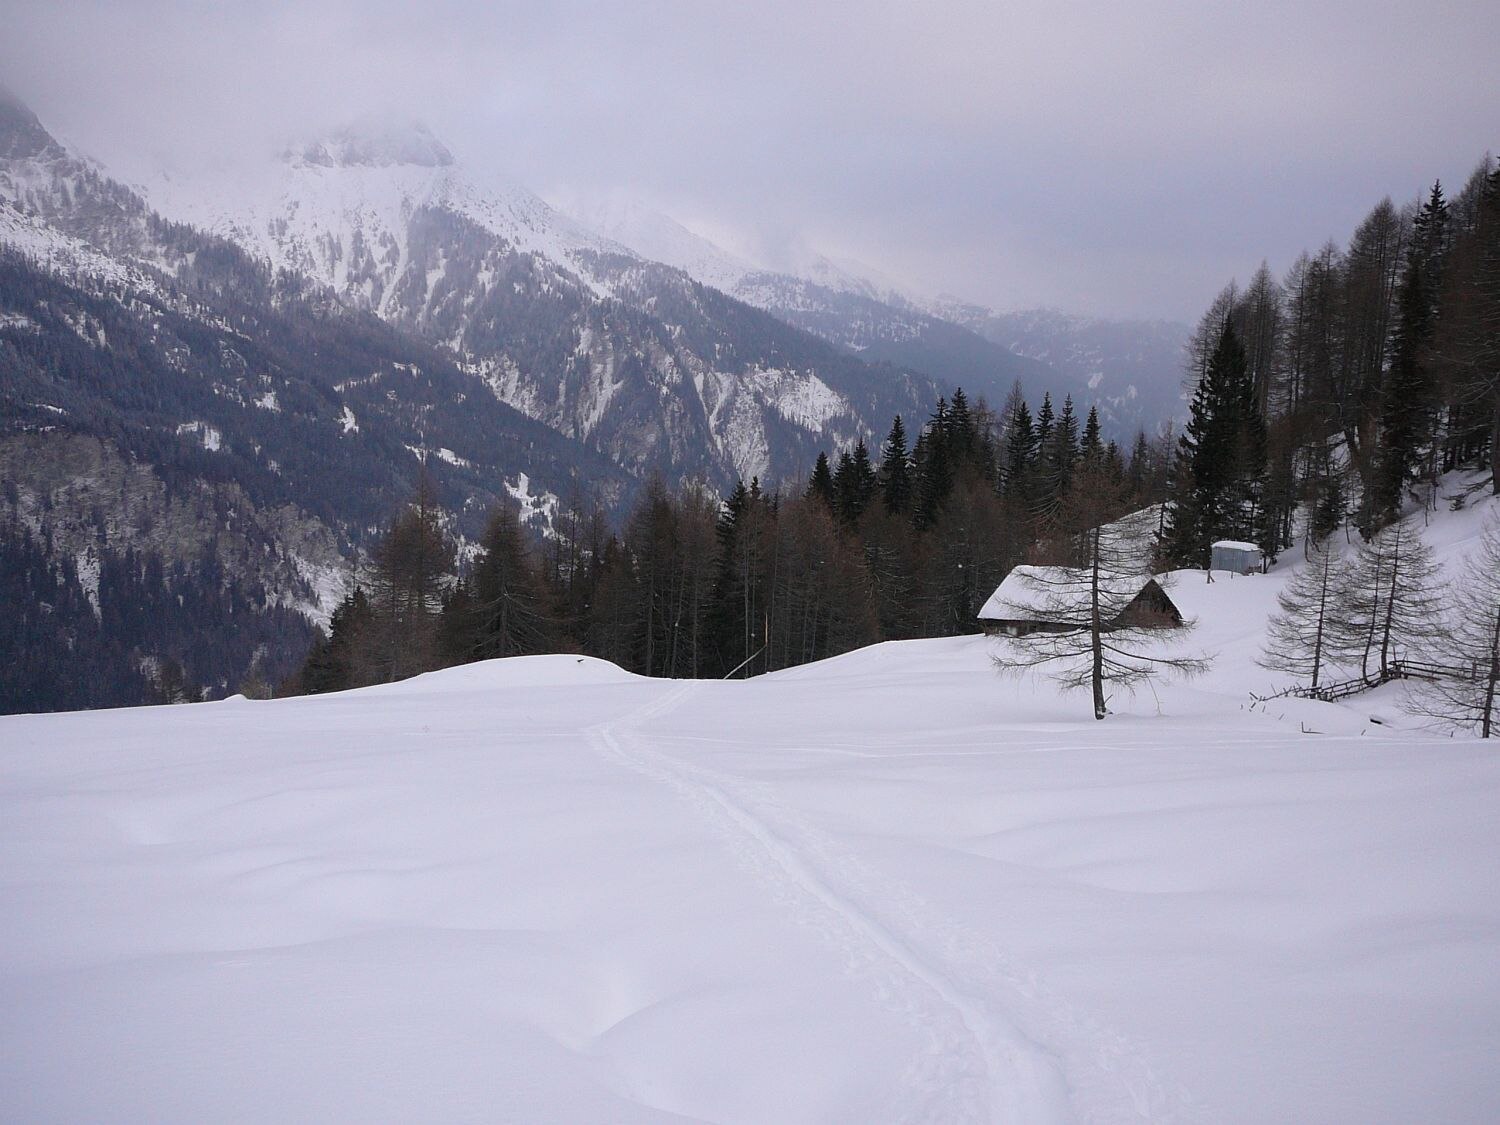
[
  {"left": 148, "top": 119, "right": 627, "bottom": 308},
  {"left": 560, "top": 194, "right": 1189, "bottom": 433},
  {"left": 142, "top": 121, "right": 939, "bottom": 486},
  {"left": 560, "top": 195, "right": 914, "bottom": 307},
  {"left": 0, "top": 86, "right": 1186, "bottom": 707},
  {"left": 0, "top": 91, "right": 635, "bottom": 699}
]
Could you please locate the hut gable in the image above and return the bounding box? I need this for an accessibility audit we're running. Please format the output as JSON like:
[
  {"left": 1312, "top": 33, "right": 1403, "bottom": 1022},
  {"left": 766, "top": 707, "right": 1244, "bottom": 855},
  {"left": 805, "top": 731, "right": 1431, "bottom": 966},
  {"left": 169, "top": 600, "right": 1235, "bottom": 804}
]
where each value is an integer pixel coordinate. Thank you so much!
[{"left": 977, "top": 566, "right": 1184, "bottom": 636}]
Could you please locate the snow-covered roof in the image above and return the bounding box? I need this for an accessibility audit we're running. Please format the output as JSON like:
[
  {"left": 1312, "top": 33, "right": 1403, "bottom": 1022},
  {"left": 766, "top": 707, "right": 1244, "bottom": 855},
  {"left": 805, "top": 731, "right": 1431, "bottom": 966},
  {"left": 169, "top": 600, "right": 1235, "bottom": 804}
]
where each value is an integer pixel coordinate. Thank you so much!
[
  {"left": 1211, "top": 540, "right": 1262, "bottom": 553},
  {"left": 977, "top": 565, "right": 1165, "bottom": 622}
]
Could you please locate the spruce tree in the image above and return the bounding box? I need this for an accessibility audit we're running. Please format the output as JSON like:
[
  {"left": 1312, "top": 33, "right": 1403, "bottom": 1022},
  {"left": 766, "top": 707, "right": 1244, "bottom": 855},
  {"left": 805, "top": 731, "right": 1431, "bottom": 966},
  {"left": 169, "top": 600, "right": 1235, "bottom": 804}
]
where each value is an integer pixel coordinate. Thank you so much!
[
  {"left": 1373, "top": 183, "right": 1449, "bottom": 525},
  {"left": 1080, "top": 405, "right": 1104, "bottom": 468},
  {"left": 947, "top": 388, "right": 977, "bottom": 468},
  {"left": 1160, "top": 322, "right": 1255, "bottom": 567},
  {"left": 806, "top": 451, "right": 835, "bottom": 510},
  {"left": 1002, "top": 395, "right": 1037, "bottom": 507},
  {"left": 835, "top": 439, "right": 878, "bottom": 525},
  {"left": 301, "top": 586, "right": 375, "bottom": 693},
  {"left": 879, "top": 416, "right": 912, "bottom": 514},
  {"left": 914, "top": 401, "right": 955, "bottom": 528},
  {"left": 1032, "top": 392, "right": 1056, "bottom": 514}
]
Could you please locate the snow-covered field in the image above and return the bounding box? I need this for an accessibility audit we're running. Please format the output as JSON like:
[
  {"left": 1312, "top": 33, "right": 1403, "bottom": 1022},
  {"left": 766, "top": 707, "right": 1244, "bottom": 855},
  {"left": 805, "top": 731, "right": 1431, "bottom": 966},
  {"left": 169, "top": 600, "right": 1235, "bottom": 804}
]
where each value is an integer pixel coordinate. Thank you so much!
[{"left": 4, "top": 498, "right": 1500, "bottom": 1123}]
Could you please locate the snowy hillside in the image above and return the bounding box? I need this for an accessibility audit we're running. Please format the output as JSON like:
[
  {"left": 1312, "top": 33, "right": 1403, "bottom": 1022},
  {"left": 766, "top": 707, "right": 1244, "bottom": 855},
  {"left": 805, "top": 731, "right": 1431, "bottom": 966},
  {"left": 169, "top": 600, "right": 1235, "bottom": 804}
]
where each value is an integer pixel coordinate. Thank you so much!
[{"left": 4, "top": 489, "right": 1499, "bottom": 1123}]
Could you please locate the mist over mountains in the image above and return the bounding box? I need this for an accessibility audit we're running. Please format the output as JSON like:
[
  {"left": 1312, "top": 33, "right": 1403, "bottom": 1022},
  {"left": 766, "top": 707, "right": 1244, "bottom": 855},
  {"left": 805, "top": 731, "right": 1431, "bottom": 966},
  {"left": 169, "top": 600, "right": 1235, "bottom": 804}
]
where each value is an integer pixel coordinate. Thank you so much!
[{"left": 1, "top": 86, "right": 1186, "bottom": 710}]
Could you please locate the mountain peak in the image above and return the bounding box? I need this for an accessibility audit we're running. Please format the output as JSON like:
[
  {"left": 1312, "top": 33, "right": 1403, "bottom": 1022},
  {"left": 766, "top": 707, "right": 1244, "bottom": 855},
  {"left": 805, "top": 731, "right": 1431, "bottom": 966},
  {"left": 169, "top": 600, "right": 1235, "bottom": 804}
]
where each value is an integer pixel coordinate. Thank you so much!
[
  {"left": 0, "top": 84, "right": 66, "bottom": 163},
  {"left": 285, "top": 118, "right": 454, "bottom": 170}
]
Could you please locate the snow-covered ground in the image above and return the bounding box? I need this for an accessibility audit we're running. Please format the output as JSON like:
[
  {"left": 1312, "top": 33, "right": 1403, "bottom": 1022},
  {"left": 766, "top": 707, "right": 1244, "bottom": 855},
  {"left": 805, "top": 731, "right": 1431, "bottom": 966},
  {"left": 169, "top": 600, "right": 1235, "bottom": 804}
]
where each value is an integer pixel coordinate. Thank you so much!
[{"left": 4, "top": 491, "right": 1500, "bottom": 1123}]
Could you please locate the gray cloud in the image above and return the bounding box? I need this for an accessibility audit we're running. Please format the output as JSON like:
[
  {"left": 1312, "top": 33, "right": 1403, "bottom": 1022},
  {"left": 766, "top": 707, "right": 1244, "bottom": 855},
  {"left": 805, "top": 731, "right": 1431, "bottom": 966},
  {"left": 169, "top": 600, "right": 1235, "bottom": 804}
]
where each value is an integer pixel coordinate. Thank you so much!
[{"left": 3, "top": 0, "right": 1496, "bottom": 319}]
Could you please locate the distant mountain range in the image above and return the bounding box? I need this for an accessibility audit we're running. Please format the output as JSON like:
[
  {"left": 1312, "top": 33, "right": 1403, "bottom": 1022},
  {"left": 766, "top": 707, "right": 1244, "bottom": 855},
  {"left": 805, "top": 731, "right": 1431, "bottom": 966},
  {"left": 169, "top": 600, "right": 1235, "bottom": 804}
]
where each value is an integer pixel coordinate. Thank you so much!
[
  {"left": 563, "top": 195, "right": 1189, "bottom": 433},
  {"left": 0, "top": 86, "right": 1186, "bottom": 708}
]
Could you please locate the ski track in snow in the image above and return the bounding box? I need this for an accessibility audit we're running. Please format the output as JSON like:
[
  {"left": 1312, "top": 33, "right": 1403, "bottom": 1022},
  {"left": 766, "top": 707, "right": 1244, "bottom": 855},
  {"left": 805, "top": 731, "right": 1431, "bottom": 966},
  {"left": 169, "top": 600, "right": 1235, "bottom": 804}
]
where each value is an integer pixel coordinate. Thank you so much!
[{"left": 588, "top": 682, "right": 1194, "bottom": 1124}]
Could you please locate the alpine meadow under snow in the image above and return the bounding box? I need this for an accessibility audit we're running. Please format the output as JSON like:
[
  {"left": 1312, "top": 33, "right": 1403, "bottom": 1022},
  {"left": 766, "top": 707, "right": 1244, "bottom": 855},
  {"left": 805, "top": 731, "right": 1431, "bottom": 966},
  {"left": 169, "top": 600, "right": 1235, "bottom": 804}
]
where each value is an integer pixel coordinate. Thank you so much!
[
  {"left": 3, "top": 487, "right": 1499, "bottom": 1124},
  {"left": 4, "top": 8, "right": 1500, "bottom": 1119}
]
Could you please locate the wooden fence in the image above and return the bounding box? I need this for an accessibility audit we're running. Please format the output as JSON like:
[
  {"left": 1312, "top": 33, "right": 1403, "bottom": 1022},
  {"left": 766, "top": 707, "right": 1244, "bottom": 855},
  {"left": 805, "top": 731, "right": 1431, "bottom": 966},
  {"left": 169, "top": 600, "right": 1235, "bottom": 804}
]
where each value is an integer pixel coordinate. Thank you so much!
[{"left": 1251, "top": 658, "right": 1480, "bottom": 704}]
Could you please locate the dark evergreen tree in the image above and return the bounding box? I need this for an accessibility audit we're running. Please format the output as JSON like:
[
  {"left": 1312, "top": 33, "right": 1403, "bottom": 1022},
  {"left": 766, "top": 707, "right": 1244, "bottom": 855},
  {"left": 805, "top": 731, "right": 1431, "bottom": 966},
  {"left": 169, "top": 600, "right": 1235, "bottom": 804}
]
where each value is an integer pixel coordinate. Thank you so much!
[
  {"left": 1372, "top": 183, "right": 1450, "bottom": 525},
  {"left": 706, "top": 480, "right": 772, "bottom": 676},
  {"left": 1160, "top": 322, "right": 1259, "bottom": 567},
  {"left": 833, "top": 439, "right": 878, "bottom": 526},
  {"left": 301, "top": 587, "right": 375, "bottom": 694},
  {"left": 1034, "top": 392, "right": 1055, "bottom": 457},
  {"left": 1031, "top": 392, "right": 1057, "bottom": 514},
  {"left": 805, "top": 451, "right": 835, "bottom": 510},
  {"left": 1001, "top": 395, "right": 1038, "bottom": 508},
  {"left": 947, "top": 388, "right": 978, "bottom": 468},
  {"left": 878, "top": 416, "right": 913, "bottom": 514},
  {"left": 1080, "top": 405, "right": 1104, "bottom": 468},
  {"left": 913, "top": 399, "right": 955, "bottom": 529},
  {"left": 1432, "top": 161, "right": 1500, "bottom": 491}
]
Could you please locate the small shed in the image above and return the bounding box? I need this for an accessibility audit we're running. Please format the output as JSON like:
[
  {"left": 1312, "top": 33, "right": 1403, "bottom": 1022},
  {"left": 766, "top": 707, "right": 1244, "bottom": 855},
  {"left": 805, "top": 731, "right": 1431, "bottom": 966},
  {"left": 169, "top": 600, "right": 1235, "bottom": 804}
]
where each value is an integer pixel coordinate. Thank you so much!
[
  {"left": 1210, "top": 540, "right": 1263, "bottom": 575},
  {"left": 976, "top": 566, "right": 1185, "bottom": 637}
]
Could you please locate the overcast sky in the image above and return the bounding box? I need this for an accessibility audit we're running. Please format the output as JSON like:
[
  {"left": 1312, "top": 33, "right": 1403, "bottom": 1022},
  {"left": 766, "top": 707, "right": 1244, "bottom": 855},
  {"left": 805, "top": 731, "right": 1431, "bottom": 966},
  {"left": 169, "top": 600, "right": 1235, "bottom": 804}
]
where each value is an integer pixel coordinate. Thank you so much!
[{"left": 3, "top": 0, "right": 1495, "bottom": 321}]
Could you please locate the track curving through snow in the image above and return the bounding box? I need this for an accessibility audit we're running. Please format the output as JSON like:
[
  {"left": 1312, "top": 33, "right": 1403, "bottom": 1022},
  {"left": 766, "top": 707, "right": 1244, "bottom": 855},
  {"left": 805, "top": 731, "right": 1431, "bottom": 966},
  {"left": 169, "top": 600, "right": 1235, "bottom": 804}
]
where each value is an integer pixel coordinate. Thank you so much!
[{"left": 588, "top": 680, "right": 1190, "bottom": 1124}]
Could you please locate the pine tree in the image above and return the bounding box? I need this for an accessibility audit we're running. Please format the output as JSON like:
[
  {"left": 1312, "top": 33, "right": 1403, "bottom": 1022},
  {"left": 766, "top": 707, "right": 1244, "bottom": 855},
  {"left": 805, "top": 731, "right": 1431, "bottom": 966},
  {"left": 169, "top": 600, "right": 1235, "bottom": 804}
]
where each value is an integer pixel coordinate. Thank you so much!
[
  {"left": 301, "top": 586, "right": 375, "bottom": 693},
  {"left": 1373, "top": 183, "right": 1449, "bottom": 525},
  {"left": 1002, "top": 394, "right": 1037, "bottom": 507},
  {"left": 1032, "top": 392, "right": 1057, "bottom": 514},
  {"left": 1431, "top": 160, "right": 1500, "bottom": 493},
  {"left": 878, "top": 416, "right": 912, "bottom": 514},
  {"left": 1036, "top": 394, "right": 1081, "bottom": 507},
  {"left": 1310, "top": 458, "right": 1347, "bottom": 540},
  {"left": 914, "top": 401, "right": 954, "bottom": 529},
  {"left": 440, "top": 503, "right": 557, "bottom": 664},
  {"left": 806, "top": 451, "right": 835, "bottom": 510},
  {"left": 833, "top": 439, "right": 877, "bottom": 525},
  {"left": 1034, "top": 392, "right": 1055, "bottom": 453},
  {"left": 707, "top": 479, "right": 772, "bottom": 676},
  {"left": 1160, "top": 322, "right": 1257, "bottom": 567},
  {"left": 946, "top": 388, "right": 980, "bottom": 471},
  {"left": 1080, "top": 405, "right": 1104, "bottom": 468},
  {"left": 585, "top": 536, "right": 640, "bottom": 670}
]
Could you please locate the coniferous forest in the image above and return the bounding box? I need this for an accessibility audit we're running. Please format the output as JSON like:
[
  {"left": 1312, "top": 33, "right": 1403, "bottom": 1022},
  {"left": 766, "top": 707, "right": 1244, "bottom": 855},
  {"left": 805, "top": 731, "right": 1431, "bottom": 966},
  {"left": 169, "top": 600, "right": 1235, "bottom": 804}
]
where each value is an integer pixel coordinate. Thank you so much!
[
  {"left": 290, "top": 387, "right": 1169, "bottom": 693},
  {"left": 1160, "top": 159, "right": 1500, "bottom": 568},
  {"left": 290, "top": 155, "right": 1499, "bottom": 696}
]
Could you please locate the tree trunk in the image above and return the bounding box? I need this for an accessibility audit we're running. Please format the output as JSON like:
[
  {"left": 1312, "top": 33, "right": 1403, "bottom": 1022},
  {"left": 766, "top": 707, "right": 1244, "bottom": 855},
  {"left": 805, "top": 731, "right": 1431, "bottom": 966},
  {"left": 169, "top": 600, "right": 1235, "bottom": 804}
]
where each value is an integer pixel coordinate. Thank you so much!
[
  {"left": 1090, "top": 526, "right": 1106, "bottom": 720},
  {"left": 1490, "top": 398, "right": 1500, "bottom": 495},
  {"left": 1378, "top": 533, "right": 1400, "bottom": 679},
  {"left": 1311, "top": 558, "right": 1328, "bottom": 691},
  {"left": 1484, "top": 610, "right": 1500, "bottom": 739}
]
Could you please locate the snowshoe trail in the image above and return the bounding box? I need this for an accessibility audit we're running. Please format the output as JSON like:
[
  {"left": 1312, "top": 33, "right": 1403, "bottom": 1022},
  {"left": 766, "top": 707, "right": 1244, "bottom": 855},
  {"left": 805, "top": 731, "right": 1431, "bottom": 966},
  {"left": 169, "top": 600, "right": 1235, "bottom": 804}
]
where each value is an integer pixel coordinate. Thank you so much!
[{"left": 589, "top": 681, "right": 1193, "bottom": 1123}]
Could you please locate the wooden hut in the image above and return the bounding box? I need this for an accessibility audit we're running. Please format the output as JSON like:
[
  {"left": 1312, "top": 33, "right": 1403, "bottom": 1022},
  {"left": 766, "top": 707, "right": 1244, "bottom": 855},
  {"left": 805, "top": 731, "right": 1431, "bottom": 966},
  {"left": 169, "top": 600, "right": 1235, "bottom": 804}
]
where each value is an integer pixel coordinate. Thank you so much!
[{"left": 977, "top": 566, "right": 1185, "bottom": 637}]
